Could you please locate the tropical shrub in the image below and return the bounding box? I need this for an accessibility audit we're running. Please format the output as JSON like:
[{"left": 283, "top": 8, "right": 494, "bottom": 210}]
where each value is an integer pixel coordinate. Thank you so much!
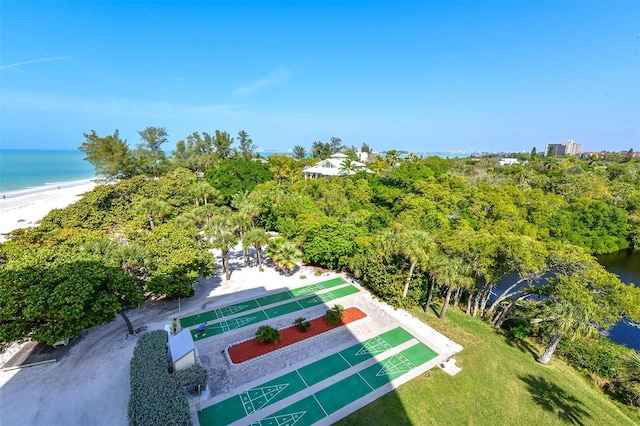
[
  {"left": 325, "top": 304, "right": 345, "bottom": 326},
  {"left": 255, "top": 325, "right": 281, "bottom": 344},
  {"left": 293, "top": 317, "right": 312, "bottom": 332}
]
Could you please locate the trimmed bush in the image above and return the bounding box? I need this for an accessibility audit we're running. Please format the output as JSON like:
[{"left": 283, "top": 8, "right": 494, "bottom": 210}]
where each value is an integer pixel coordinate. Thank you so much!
[
  {"left": 255, "top": 325, "right": 281, "bottom": 344},
  {"left": 128, "top": 330, "right": 191, "bottom": 426},
  {"left": 325, "top": 304, "right": 345, "bottom": 326},
  {"left": 173, "top": 364, "right": 208, "bottom": 395}
]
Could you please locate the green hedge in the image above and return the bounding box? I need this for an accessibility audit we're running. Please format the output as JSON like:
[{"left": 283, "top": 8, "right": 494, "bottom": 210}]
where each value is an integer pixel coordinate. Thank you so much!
[
  {"left": 128, "top": 330, "right": 191, "bottom": 426},
  {"left": 173, "top": 364, "right": 208, "bottom": 396}
]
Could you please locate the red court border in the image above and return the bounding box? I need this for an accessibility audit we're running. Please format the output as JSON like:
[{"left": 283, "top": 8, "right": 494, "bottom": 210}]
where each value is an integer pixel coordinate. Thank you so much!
[{"left": 228, "top": 307, "right": 367, "bottom": 363}]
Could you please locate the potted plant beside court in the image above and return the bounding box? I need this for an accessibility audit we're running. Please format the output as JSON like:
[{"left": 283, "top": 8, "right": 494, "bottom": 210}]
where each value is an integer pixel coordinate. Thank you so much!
[
  {"left": 325, "top": 304, "right": 345, "bottom": 326},
  {"left": 255, "top": 325, "right": 281, "bottom": 344},
  {"left": 293, "top": 317, "right": 312, "bottom": 332}
]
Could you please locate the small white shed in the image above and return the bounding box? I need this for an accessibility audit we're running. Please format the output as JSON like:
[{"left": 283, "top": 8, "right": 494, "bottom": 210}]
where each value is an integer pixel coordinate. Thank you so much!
[{"left": 168, "top": 329, "right": 196, "bottom": 371}]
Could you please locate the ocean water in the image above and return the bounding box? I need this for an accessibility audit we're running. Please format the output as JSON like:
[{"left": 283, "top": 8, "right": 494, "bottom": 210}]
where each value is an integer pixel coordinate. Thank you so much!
[{"left": 0, "top": 150, "right": 97, "bottom": 193}]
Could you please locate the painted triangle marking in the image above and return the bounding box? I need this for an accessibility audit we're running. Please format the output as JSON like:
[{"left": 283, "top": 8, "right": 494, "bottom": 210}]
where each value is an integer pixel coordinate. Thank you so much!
[
  {"left": 377, "top": 353, "right": 416, "bottom": 376},
  {"left": 240, "top": 384, "right": 289, "bottom": 415},
  {"left": 219, "top": 304, "right": 250, "bottom": 317},
  {"left": 356, "top": 336, "right": 393, "bottom": 356},
  {"left": 252, "top": 411, "right": 306, "bottom": 426},
  {"left": 305, "top": 292, "right": 337, "bottom": 305}
]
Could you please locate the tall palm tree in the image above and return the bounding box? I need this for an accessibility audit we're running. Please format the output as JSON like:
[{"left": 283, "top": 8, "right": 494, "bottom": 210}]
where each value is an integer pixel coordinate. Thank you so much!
[
  {"left": 537, "top": 301, "right": 598, "bottom": 365},
  {"left": 399, "top": 229, "right": 436, "bottom": 298},
  {"left": 244, "top": 227, "right": 270, "bottom": 271},
  {"left": 204, "top": 215, "right": 238, "bottom": 280},
  {"left": 192, "top": 181, "right": 219, "bottom": 206},
  {"left": 381, "top": 227, "right": 435, "bottom": 299},
  {"left": 267, "top": 238, "right": 302, "bottom": 276},
  {"left": 438, "top": 257, "right": 474, "bottom": 319}
]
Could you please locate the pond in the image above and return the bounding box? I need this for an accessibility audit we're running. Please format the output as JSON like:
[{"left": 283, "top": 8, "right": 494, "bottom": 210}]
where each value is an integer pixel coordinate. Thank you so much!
[{"left": 597, "top": 249, "right": 640, "bottom": 351}]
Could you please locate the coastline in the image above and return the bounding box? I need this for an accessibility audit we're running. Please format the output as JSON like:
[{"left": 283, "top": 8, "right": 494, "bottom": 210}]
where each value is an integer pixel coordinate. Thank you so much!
[{"left": 0, "top": 179, "right": 98, "bottom": 241}]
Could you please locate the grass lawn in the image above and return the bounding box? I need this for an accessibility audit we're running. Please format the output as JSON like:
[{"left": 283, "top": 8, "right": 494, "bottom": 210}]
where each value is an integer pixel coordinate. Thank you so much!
[{"left": 336, "top": 306, "right": 638, "bottom": 426}]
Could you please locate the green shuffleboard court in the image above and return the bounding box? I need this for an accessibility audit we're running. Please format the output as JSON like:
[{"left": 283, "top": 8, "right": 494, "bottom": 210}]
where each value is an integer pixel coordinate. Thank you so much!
[
  {"left": 180, "top": 277, "right": 347, "bottom": 328},
  {"left": 251, "top": 342, "right": 439, "bottom": 426},
  {"left": 190, "top": 285, "right": 359, "bottom": 341},
  {"left": 197, "top": 327, "right": 421, "bottom": 426}
]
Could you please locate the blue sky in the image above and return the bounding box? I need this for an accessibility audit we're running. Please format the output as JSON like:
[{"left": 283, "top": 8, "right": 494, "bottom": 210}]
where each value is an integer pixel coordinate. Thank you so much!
[{"left": 1, "top": 1, "right": 638, "bottom": 153}]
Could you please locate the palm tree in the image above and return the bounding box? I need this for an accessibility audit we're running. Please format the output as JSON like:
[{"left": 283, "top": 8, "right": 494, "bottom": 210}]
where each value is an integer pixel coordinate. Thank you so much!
[
  {"left": 267, "top": 238, "right": 302, "bottom": 276},
  {"left": 369, "top": 156, "right": 387, "bottom": 176},
  {"left": 192, "top": 181, "right": 219, "bottom": 206},
  {"left": 399, "top": 229, "right": 435, "bottom": 298},
  {"left": 139, "top": 198, "right": 171, "bottom": 230},
  {"left": 204, "top": 215, "right": 238, "bottom": 280},
  {"left": 620, "top": 350, "right": 640, "bottom": 395},
  {"left": 244, "top": 227, "right": 270, "bottom": 271},
  {"left": 340, "top": 158, "right": 357, "bottom": 175},
  {"left": 537, "top": 301, "right": 598, "bottom": 365},
  {"left": 432, "top": 256, "right": 475, "bottom": 319},
  {"left": 381, "top": 227, "right": 435, "bottom": 299},
  {"left": 114, "top": 244, "right": 150, "bottom": 281}
]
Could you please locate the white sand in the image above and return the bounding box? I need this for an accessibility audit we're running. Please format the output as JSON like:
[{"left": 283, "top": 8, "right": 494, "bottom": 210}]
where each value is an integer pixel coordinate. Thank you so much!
[{"left": 0, "top": 179, "right": 97, "bottom": 242}]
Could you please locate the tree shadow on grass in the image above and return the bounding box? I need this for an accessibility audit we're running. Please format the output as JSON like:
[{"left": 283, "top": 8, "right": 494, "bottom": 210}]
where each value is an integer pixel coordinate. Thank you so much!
[
  {"left": 519, "top": 374, "right": 591, "bottom": 425},
  {"left": 502, "top": 334, "right": 539, "bottom": 361}
]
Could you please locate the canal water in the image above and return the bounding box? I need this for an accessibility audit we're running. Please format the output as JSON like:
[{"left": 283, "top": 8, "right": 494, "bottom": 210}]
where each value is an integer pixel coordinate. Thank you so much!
[{"left": 597, "top": 249, "right": 640, "bottom": 351}]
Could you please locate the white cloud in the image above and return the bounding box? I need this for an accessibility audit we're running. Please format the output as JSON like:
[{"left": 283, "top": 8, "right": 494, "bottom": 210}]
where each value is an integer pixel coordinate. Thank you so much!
[
  {"left": 0, "top": 90, "right": 238, "bottom": 120},
  {"left": 0, "top": 56, "right": 71, "bottom": 70},
  {"left": 232, "top": 66, "right": 292, "bottom": 97}
]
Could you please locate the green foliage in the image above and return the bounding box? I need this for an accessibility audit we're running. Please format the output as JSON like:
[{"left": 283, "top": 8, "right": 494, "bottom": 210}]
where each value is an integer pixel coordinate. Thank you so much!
[
  {"left": 301, "top": 217, "right": 364, "bottom": 270},
  {"left": 0, "top": 247, "right": 142, "bottom": 345},
  {"left": 78, "top": 129, "right": 135, "bottom": 179},
  {"left": 293, "top": 317, "right": 312, "bottom": 332},
  {"left": 557, "top": 334, "right": 629, "bottom": 381},
  {"left": 255, "top": 325, "right": 281, "bottom": 344},
  {"left": 172, "top": 364, "right": 208, "bottom": 395},
  {"left": 205, "top": 158, "right": 273, "bottom": 204},
  {"left": 266, "top": 237, "right": 303, "bottom": 276},
  {"left": 325, "top": 304, "right": 345, "bottom": 325},
  {"left": 128, "top": 330, "right": 191, "bottom": 426},
  {"left": 548, "top": 199, "right": 629, "bottom": 253}
]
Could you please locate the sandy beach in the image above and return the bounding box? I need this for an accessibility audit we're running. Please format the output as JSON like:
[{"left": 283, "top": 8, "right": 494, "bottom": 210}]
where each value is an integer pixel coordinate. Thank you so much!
[{"left": 0, "top": 179, "right": 97, "bottom": 242}]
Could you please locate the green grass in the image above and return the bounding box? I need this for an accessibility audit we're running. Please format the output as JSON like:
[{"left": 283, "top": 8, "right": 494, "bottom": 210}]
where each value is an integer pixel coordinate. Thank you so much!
[{"left": 336, "top": 306, "right": 638, "bottom": 426}]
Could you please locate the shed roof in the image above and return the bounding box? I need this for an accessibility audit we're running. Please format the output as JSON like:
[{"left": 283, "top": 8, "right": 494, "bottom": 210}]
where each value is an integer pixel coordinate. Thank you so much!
[{"left": 169, "top": 329, "right": 195, "bottom": 362}]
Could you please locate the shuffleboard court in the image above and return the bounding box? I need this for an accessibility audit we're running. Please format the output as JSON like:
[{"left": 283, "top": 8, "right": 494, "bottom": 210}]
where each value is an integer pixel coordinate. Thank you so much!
[
  {"left": 263, "top": 301, "right": 305, "bottom": 318},
  {"left": 288, "top": 277, "right": 348, "bottom": 297},
  {"left": 180, "top": 277, "right": 347, "bottom": 328},
  {"left": 191, "top": 285, "right": 360, "bottom": 342},
  {"left": 252, "top": 342, "right": 439, "bottom": 426},
  {"left": 197, "top": 327, "right": 417, "bottom": 426},
  {"left": 296, "top": 285, "right": 360, "bottom": 309}
]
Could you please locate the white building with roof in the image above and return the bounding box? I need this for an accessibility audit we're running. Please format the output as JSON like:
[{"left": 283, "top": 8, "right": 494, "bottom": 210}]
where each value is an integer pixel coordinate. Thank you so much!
[
  {"left": 168, "top": 328, "right": 197, "bottom": 371},
  {"left": 302, "top": 153, "right": 373, "bottom": 178}
]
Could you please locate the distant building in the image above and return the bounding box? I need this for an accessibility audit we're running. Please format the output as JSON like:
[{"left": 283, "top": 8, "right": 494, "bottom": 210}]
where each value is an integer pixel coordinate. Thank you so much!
[
  {"left": 499, "top": 158, "right": 520, "bottom": 166},
  {"left": 302, "top": 153, "right": 372, "bottom": 178},
  {"left": 545, "top": 140, "right": 581, "bottom": 156}
]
